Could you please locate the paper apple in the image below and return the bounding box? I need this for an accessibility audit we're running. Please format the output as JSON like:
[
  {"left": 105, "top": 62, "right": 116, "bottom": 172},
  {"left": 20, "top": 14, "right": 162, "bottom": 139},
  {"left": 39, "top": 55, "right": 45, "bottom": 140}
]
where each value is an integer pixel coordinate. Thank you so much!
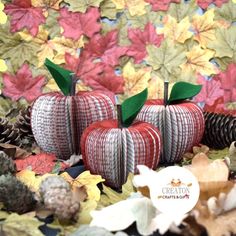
[
  {"left": 31, "top": 59, "right": 115, "bottom": 160},
  {"left": 136, "top": 82, "right": 205, "bottom": 164},
  {"left": 81, "top": 89, "right": 162, "bottom": 188}
]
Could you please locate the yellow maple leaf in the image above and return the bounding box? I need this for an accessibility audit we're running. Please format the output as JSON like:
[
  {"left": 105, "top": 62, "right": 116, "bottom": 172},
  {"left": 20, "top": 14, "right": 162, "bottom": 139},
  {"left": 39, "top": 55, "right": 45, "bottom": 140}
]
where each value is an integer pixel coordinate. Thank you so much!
[
  {"left": 192, "top": 9, "right": 218, "bottom": 48},
  {"left": 162, "top": 15, "right": 193, "bottom": 43},
  {"left": 180, "top": 45, "right": 218, "bottom": 76},
  {"left": 111, "top": 0, "right": 148, "bottom": 16},
  {"left": 123, "top": 61, "right": 151, "bottom": 98},
  {"left": 233, "top": 0, "right": 236, "bottom": 3},
  {"left": 31, "top": 0, "right": 63, "bottom": 9},
  {"left": 0, "top": 0, "right": 7, "bottom": 24},
  {"left": 60, "top": 171, "right": 104, "bottom": 202},
  {"left": 16, "top": 170, "right": 54, "bottom": 193}
]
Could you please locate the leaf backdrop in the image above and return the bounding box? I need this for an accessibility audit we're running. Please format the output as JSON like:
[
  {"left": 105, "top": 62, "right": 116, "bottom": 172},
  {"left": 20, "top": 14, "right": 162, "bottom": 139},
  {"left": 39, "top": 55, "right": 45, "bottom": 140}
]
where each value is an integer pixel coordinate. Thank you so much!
[{"left": 0, "top": 0, "right": 236, "bottom": 115}]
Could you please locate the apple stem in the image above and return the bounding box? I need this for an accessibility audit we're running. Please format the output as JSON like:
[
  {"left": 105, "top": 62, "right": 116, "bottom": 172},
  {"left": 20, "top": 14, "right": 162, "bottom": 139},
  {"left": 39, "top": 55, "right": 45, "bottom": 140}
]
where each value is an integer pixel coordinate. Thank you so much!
[
  {"left": 70, "top": 73, "right": 77, "bottom": 96},
  {"left": 164, "top": 81, "right": 169, "bottom": 106},
  {"left": 115, "top": 95, "right": 123, "bottom": 129}
]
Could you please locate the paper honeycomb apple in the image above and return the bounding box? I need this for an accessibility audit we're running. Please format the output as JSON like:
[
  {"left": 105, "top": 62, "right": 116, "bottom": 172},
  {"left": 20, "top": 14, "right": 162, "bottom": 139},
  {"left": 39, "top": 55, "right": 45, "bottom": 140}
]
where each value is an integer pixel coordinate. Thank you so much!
[
  {"left": 137, "top": 82, "right": 205, "bottom": 164},
  {"left": 31, "top": 59, "right": 115, "bottom": 160},
  {"left": 81, "top": 89, "right": 162, "bottom": 188}
]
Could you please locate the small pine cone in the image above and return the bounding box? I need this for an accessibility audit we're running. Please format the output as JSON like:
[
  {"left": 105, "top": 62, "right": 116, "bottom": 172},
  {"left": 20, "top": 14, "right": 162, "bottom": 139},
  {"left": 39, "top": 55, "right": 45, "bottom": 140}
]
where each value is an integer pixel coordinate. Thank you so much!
[
  {"left": 0, "top": 117, "right": 21, "bottom": 146},
  {"left": 39, "top": 176, "right": 80, "bottom": 221},
  {"left": 0, "top": 174, "right": 37, "bottom": 214},
  {"left": 201, "top": 112, "right": 236, "bottom": 149},
  {"left": 15, "top": 106, "right": 34, "bottom": 141},
  {"left": 0, "top": 151, "right": 16, "bottom": 175}
]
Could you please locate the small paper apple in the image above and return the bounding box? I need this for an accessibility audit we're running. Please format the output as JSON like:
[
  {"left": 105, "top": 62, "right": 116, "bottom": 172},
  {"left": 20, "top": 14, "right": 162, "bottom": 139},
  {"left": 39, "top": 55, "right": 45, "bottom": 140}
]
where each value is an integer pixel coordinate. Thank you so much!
[
  {"left": 81, "top": 89, "right": 162, "bottom": 188},
  {"left": 31, "top": 59, "right": 115, "bottom": 160},
  {"left": 137, "top": 81, "right": 205, "bottom": 164}
]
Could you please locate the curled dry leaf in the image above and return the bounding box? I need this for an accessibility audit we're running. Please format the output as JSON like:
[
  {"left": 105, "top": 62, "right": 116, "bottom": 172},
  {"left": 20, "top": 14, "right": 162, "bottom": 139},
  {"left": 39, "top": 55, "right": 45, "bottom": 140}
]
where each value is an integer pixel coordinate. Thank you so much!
[
  {"left": 184, "top": 152, "right": 229, "bottom": 182},
  {"left": 0, "top": 143, "right": 31, "bottom": 159}
]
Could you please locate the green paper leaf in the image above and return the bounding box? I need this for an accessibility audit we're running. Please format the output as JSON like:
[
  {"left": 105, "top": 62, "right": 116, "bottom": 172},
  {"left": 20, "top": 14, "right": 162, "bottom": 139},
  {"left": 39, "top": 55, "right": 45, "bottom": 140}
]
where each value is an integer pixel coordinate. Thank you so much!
[
  {"left": 121, "top": 88, "right": 148, "bottom": 127},
  {"left": 168, "top": 81, "right": 202, "bottom": 104},
  {"left": 44, "top": 58, "right": 72, "bottom": 96}
]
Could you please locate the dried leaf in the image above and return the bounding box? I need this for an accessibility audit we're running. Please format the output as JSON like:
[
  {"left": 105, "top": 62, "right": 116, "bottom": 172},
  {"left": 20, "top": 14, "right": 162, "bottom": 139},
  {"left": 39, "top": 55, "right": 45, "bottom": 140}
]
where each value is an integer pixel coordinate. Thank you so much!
[
  {"left": 31, "top": 0, "right": 63, "bottom": 9},
  {"left": 196, "top": 0, "right": 228, "bottom": 9},
  {"left": 146, "top": 0, "right": 180, "bottom": 11},
  {"left": 180, "top": 46, "right": 218, "bottom": 76},
  {"left": 100, "top": 0, "right": 117, "bottom": 19},
  {"left": 45, "top": 9, "right": 61, "bottom": 38},
  {"left": 0, "top": 143, "right": 31, "bottom": 159},
  {"left": 192, "top": 9, "right": 218, "bottom": 48},
  {"left": 0, "top": 0, "right": 7, "bottom": 24},
  {"left": 0, "top": 59, "right": 7, "bottom": 72},
  {"left": 161, "top": 15, "right": 193, "bottom": 43},
  {"left": 185, "top": 153, "right": 229, "bottom": 182},
  {"left": 78, "top": 200, "right": 98, "bottom": 225},
  {"left": 60, "top": 171, "right": 104, "bottom": 201},
  {"left": 2, "top": 213, "right": 44, "bottom": 236}
]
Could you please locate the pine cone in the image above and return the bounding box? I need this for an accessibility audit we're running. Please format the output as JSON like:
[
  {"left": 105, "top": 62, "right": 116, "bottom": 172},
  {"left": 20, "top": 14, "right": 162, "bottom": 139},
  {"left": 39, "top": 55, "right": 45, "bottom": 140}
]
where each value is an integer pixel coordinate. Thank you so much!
[
  {"left": 0, "top": 117, "right": 21, "bottom": 146},
  {"left": 0, "top": 174, "right": 37, "bottom": 214},
  {"left": 0, "top": 151, "right": 16, "bottom": 175},
  {"left": 15, "top": 106, "right": 35, "bottom": 143},
  {"left": 201, "top": 112, "right": 236, "bottom": 149},
  {"left": 39, "top": 176, "right": 80, "bottom": 221}
]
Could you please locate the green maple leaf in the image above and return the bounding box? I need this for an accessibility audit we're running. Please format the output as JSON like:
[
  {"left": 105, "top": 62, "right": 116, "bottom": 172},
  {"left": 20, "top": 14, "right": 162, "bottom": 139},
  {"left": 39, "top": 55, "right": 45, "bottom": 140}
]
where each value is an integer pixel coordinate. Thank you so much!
[
  {"left": 64, "top": 0, "right": 104, "bottom": 13},
  {"left": 45, "top": 9, "right": 61, "bottom": 38},
  {"left": 146, "top": 40, "right": 186, "bottom": 81},
  {"left": 166, "top": 0, "right": 198, "bottom": 22},
  {"left": 207, "top": 25, "right": 236, "bottom": 69},
  {"left": 214, "top": 1, "right": 236, "bottom": 25},
  {"left": 100, "top": 0, "right": 117, "bottom": 20},
  {"left": 0, "top": 25, "right": 38, "bottom": 72}
]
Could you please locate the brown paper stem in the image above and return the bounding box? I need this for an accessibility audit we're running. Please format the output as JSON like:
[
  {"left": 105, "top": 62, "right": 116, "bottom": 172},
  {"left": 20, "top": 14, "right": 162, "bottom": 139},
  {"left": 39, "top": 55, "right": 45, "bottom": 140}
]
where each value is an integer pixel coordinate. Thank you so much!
[
  {"left": 164, "top": 81, "right": 169, "bottom": 106},
  {"left": 70, "top": 73, "right": 77, "bottom": 96}
]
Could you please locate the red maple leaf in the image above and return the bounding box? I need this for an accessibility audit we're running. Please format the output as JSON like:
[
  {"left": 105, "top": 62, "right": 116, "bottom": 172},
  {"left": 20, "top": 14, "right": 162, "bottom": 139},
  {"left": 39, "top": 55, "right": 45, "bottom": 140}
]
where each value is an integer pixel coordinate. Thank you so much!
[
  {"left": 83, "top": 30, "right": 127, "bottom": 66},
  {"left": 214, "top": 63, "right": 236, "bottom": 103},
  {"left": 145, "top": 0, "right": 180, "bottom": 11},
  {"left": 197, "top": 0, "right": 228, "bottom": 9},
  {"left": 58, "top": 7, "right": 101, "bottom": 40},
  {"left": 4, "top": 0, "right": 46, "bottom": 36},
  {"left": 85, "top": 65, "right": 124, "bottom": 94},
  {"left": 15, "top": 153, "right": 68, "bottom": 174},
  {"left": 194, "top": 75, "right": 224, "bottom": 106},
  {"left": 127, "top": 23, "right": 164, "bottom": 63},
  {"left": 64, "top": 53, "right": 104, "bottom": 82},
  {"left": 2, "top": 64, "right": 45, "bottom": 102}
]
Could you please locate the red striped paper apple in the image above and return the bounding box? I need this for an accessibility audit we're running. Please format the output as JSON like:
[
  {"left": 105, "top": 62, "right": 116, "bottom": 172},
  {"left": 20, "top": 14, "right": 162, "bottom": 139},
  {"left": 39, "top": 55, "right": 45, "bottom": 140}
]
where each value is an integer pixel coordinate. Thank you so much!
[
  {"left": 81, "top": 89, "right": 162, "bottom": 188},
  {"left": 137, "top": 82, "right": 205, "bottom": 164},
  {"left": 31, "top": 59, "right": 115, "bottom": 160}
]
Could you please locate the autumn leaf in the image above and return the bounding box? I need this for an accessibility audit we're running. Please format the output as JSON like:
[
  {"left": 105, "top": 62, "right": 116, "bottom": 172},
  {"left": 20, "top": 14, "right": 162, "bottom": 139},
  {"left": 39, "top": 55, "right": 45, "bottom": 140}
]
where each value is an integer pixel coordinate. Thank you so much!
[
  {"left": 58, "top": 7, "right": 101, "bottom": 40},
  {"left": 83, "top": 30, "right": 127, "bottom": 66},
  {"left": 4, "top": 0, "right": 46, "bottom": 36},
  {"left": 0, "top": 25, "right": 39, "bottom": 71},
  {"left": 45, "top": 9, "right": 61, "bottom": 38},
  {"left": 0, "top": 59, "right": 7, "bottom": 72},
  {"left": 16, "top": 170, "right": 53, "bottom": 193},
  {"left": 122, "top": 61, "right": 151, "bottom": 98},
  {"left": 194, "top": 76, "right": 224, "bottom": 106},
  {"left": 64, "top": 0, "right": 104, "bottom": 13},
  {"left": 161, "top": 15, "right": 193, "bottom": 43},
  {"left": 127, "top": 23, "right": 164, "bottom": 63},
  {"left": 146, "top": 40, "right": 186, "bottom": 81},
  {"left": 146, "top": 0, "right": 180, "bottom": 11},
  {"left": 64, "top": 53, "right": 104, "bottom": 82},
  {"left": 207, "top": 25, "right": 236, "bottom": 63},
  {"left": 192, "top": 9, "right": 218, "bottom": 48},
  {"left": 196, "top": 0, "right": 229, "bottom": 9},
  {"left": 0, "top": 0, "right": 7, "bottom": 24},
  {"left": 112, "top": 0, "right": 148, "bottom": 16},
  {"left": 215, "top": 63, "right": 236, "bottom": 103},
  {"left": 100, "top": 0, "right": 117, "bottom": 19},
  {"left": 180, "top": 45, "right": 218, "bottom": 76},
  {"left": 31, "top": 0, "right": 63, "bottom": 9},
  {"left": 2, "top": 213, "right": 44, "bottom": 236},
  {"left": 166, "top": 0, "right": 198, "bottom": 22},
  {"left": 61, "top": 171, "right": 104, "bottom": 201},
  {"left": 2, "top": 64, "right": 45, "bottom": 102},
  {"left": 85, "top": 64, "right": 124, "bottom": 94},
  {"left": 15, "top": 153, "right": 68, "bottom": 174},
  {"left": 78, "top": 200, "right": 98, "bottom": 225},
  {"left": 214, "top": 0, "right": 236, "bottom": 25}
]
